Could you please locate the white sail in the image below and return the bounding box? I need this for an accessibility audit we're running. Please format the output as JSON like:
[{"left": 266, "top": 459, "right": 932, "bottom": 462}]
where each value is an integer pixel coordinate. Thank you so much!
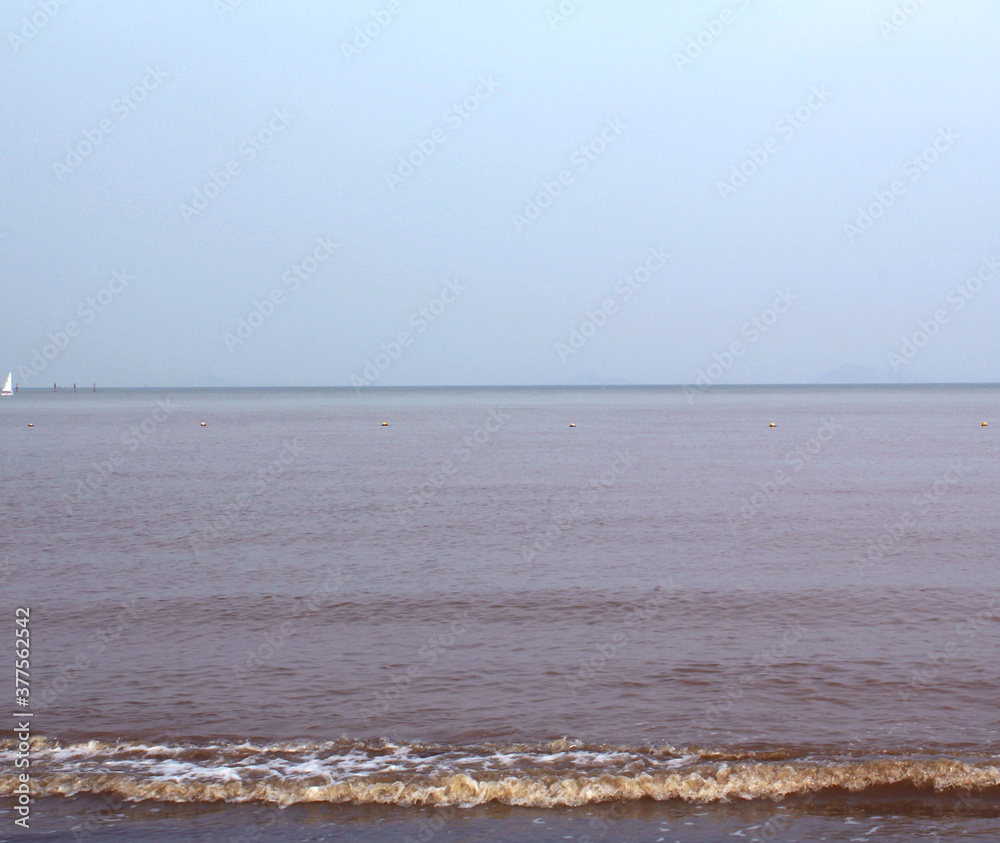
[{"left": 1, "top": 373, "right": 12, "bottom": 395}]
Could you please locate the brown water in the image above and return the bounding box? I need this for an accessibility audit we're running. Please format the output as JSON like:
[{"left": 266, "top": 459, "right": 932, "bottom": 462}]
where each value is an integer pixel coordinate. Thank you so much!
[{"left": 1, "top": 385, "right": 999, "bottom": 840}]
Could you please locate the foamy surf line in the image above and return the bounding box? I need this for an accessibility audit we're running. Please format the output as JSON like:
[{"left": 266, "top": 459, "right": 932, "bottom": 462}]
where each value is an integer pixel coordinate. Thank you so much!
[{"left": 1, "top": 737, "right": 998, "bottom": 807}]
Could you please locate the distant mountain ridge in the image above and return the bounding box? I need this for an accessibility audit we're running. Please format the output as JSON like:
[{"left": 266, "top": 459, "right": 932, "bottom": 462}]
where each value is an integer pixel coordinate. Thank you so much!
[{"left": 814, "top": 364, "right": 907, "bottom": 384}]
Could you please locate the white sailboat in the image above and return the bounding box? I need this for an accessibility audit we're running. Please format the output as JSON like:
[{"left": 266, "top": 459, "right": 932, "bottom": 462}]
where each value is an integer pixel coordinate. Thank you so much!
[{"left": 1, "top": 373, "right": 12, "bottom": 395}]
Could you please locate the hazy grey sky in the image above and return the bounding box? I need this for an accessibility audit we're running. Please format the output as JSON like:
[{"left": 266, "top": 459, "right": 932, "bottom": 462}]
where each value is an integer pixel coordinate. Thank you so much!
[{"left": 3, "top": 0, "right": 999, "bottom": 386}]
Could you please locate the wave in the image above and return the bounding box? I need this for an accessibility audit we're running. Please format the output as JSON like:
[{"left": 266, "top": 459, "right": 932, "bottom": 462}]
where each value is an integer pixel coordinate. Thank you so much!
[{"left": 2, "top": 736, "right": 998, "bottom": 807}]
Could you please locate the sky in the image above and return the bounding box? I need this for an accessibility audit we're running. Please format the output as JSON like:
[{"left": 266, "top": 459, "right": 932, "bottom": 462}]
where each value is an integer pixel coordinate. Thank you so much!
[{"left": 2, "top": 0, "right": 999, "bottom": 387}]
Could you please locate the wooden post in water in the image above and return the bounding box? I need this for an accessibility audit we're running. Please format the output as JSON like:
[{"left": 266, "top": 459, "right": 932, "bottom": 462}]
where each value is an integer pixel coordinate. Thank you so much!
[{"left": 74, "top": 383, "right": 77, "bottom": 392}]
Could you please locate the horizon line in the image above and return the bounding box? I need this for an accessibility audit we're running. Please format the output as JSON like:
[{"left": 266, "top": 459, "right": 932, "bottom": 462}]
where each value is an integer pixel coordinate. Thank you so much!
[{"left": 7, "top": 382, "right": 1000, "bottom": 390}]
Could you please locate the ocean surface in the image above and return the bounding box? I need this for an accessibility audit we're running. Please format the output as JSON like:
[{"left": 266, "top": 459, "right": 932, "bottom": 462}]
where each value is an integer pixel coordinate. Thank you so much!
[{"left": 1, "top": 385, "right": 999, "bottom": 841}]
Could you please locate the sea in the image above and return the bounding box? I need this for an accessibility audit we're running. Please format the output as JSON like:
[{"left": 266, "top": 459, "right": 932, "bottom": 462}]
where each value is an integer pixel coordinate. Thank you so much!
[{"left": 1, "top": 385, "right": 999, "bottom": 842}]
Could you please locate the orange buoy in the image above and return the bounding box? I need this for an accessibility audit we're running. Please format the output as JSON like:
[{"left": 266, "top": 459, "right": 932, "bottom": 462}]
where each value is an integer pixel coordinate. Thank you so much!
[
  {"left": 382, "top": 422, "right": 388, "bottom": 426},
  {"left": 769, "top": 422, "right": 776, "bottom": 428}
]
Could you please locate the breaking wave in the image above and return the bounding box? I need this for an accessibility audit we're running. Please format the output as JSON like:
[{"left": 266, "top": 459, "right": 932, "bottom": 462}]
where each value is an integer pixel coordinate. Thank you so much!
[{"left": 2, "top": 736, "right": 998, "bottom": 807}]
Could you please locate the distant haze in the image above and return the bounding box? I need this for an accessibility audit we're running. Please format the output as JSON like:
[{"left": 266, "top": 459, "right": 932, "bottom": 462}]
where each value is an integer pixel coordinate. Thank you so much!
[{"left": 2, "top": 1, "right": 999, "bottom": 387}]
